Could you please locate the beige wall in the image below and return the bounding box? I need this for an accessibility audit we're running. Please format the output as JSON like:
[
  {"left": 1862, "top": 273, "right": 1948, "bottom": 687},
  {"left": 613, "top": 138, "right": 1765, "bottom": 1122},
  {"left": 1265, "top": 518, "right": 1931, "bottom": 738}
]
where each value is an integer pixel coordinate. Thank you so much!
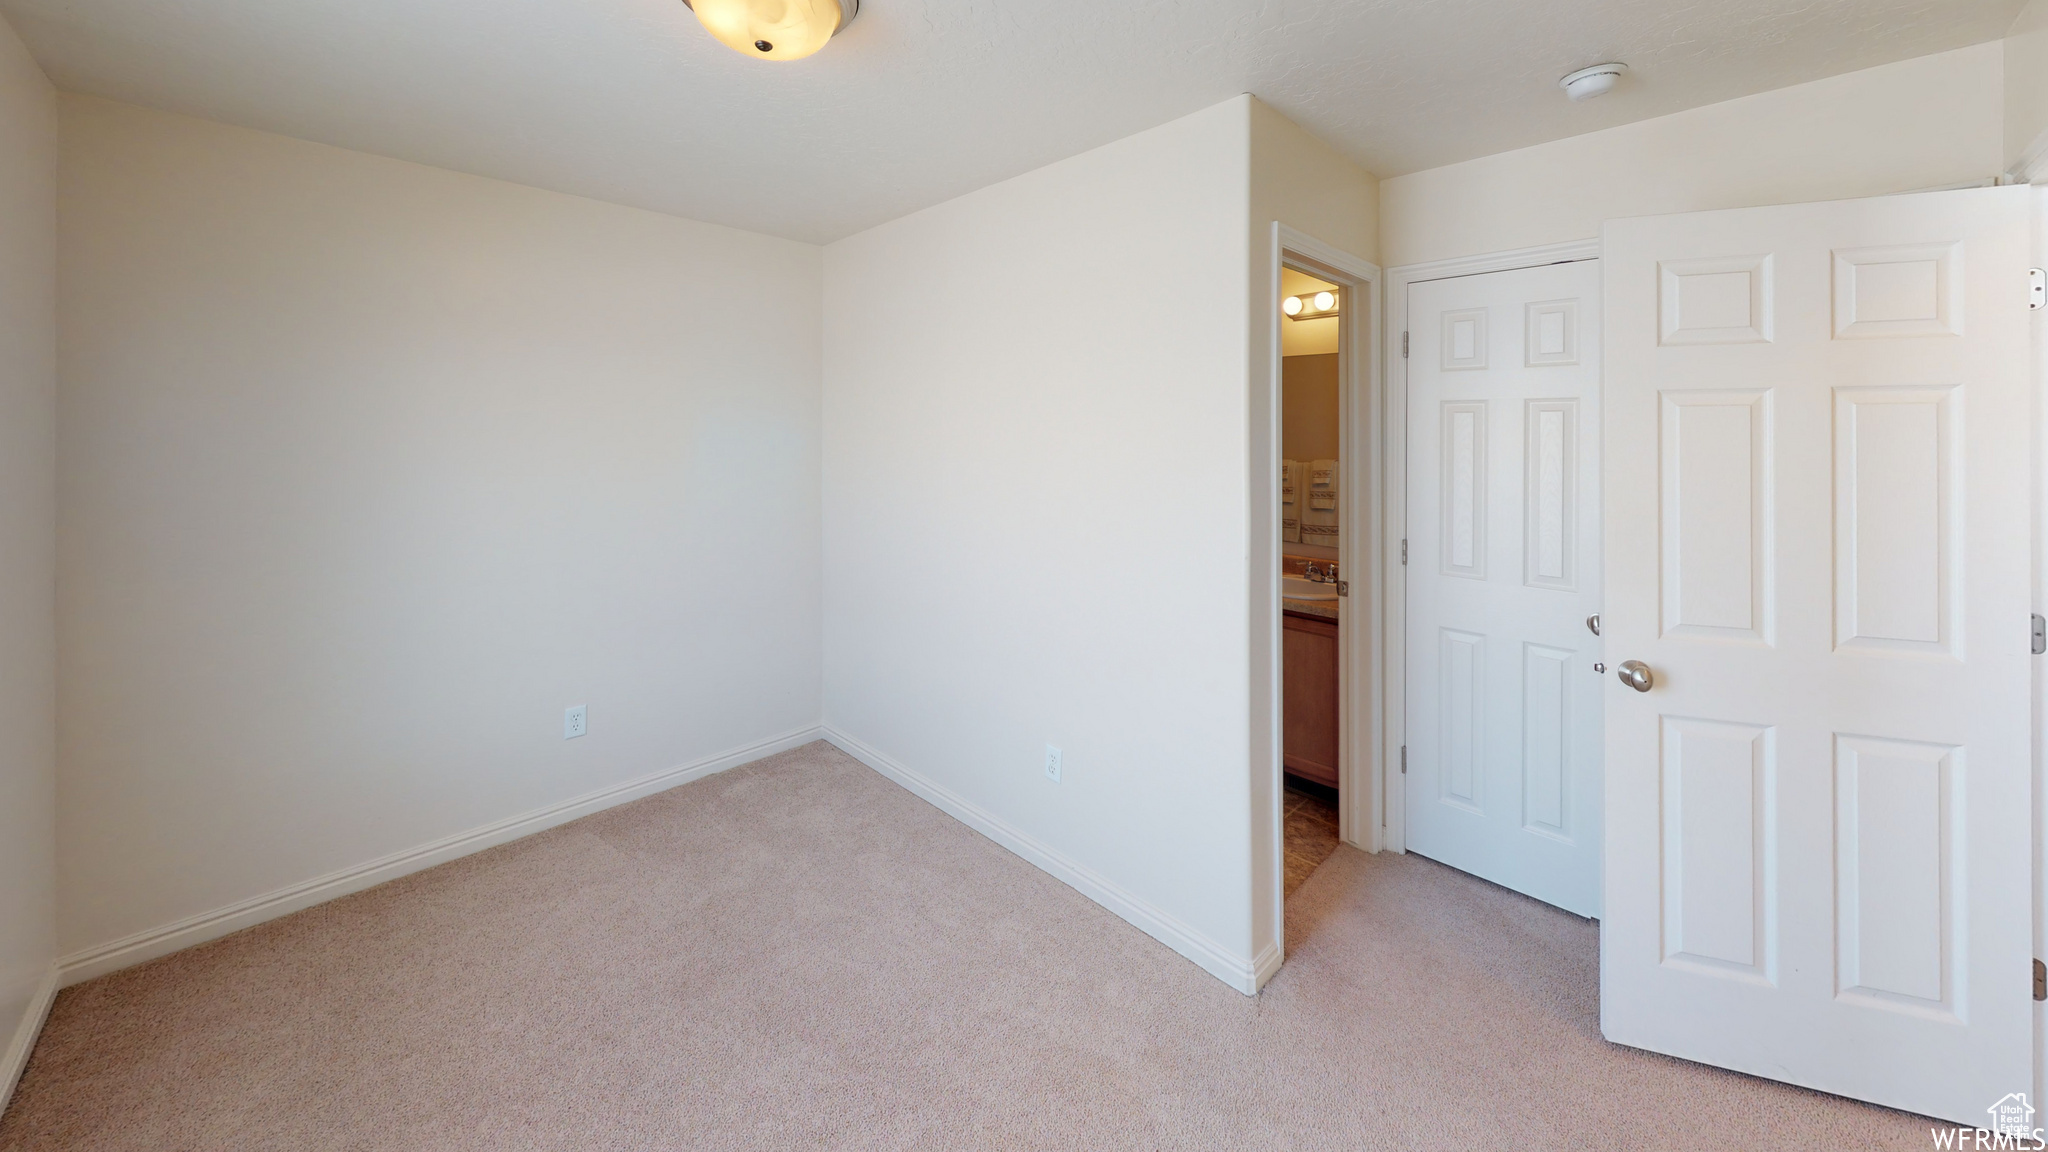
[
  {"left": 57, "top": 96, "right": 824, "bottom": 960},
  {"left": 0, "top": 10, "right": 55, "bottom": 1110},
  {"left": 824, "top": 99, "right": 1262, "bottom": 988},
  {"left": 2009, "top": 0, "right": 2048, "bottom": 171},
  {"left": 1250, "top": 99, "right": 1379, "bottom": 266},
  {"left": 1381, "top": 42, "right": 2004, "bottom": 268},
  {"left": 1281, "top": 354, "right": 1339, "bottom": 466}
]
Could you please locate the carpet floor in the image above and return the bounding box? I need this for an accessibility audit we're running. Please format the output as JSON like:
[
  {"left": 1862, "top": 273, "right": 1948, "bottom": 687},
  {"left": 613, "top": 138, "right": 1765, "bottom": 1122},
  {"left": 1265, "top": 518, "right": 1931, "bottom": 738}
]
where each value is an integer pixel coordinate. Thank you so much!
[{"left": 0, "top": 740, "right": 1936, "bottom": 1150}]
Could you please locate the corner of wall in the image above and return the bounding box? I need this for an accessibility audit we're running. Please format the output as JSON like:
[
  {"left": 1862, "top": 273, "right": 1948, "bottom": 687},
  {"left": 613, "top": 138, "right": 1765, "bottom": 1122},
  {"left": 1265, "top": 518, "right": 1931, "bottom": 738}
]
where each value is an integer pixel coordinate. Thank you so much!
[
  {"left": 819, "top": 98, "right": 1263, "bottom": 994},
  {"left": 1244, "top": 99, "right": 1381, "bottom": 982},
  {"left": 0, "top": 966, "right": 56, "bottom": 1117},
  {"left": 1248, "top": 98, "right": 1379, "bottom": 265},
  {"left": 0, "top": 3, "right": 58, "bottom": 1120},
  {"left": 2006, "top": 0, "right": 2048, "bottom": 174}
]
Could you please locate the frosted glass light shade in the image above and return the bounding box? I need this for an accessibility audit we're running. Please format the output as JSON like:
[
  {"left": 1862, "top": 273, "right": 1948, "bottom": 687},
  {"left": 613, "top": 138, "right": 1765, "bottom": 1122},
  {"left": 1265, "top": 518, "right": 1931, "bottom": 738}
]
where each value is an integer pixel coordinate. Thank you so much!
[
  {"left": 683, "top": 0, "right": 855, "bottom": 61},
  {"left": 1282, "top": 296, "right": 1303, "bottom": 316}
]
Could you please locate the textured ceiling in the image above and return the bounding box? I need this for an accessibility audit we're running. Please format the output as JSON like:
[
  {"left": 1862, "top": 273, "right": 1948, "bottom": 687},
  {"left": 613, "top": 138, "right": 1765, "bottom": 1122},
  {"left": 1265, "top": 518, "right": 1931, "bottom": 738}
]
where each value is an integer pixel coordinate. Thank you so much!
[{"left": 0, "top": 0, "right": 2023, "bottom": 243}]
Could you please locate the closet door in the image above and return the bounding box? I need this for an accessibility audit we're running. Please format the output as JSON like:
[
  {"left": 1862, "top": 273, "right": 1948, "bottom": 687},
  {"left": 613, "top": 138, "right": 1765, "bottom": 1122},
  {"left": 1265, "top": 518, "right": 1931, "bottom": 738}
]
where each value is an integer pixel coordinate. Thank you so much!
[{"left": 1405, "top": 258, "right": 1604, "bottom": 918}]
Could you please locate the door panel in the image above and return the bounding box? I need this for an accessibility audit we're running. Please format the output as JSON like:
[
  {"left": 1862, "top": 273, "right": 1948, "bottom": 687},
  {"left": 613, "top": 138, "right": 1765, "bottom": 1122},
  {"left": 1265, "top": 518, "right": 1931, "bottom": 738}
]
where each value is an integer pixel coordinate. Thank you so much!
[
  {"left": 1602, "top": 186, "right": 2030, "bottom": 1124},
  {"left": 1441, "top": 402, "right": 1487, "bottom": 578},
  {"left": 1406, "top": 259, "right": 1603, "bottom": 917},
  {"left": 1659, "top": 390, "right": 1771, "bottom": 641},
  {"left": 1833, "top": 735, "right": 1955, "bottom": 1015},
  {"left": 1659, "top": 715, "right": 1772, "bottom": 980},
  {"left": 1524, "top": 399, "right": 1577, "bottom": 590},
  {"left": 1833, "top": 386, "right": 1955, "bottom": 654}
]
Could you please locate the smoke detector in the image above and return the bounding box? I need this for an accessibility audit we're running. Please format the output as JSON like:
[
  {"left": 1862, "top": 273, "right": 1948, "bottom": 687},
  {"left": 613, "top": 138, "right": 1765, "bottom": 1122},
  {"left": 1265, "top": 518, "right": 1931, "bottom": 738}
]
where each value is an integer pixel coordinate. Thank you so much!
[{"left": 1559, "top": 63, "right": 1627, "bottom": 102}]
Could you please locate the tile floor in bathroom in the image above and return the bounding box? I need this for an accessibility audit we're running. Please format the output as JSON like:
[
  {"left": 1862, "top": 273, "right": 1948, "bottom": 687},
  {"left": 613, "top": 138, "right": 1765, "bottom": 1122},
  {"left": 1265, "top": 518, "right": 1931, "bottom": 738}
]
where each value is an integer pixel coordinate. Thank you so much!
[{"left": 1282, "top": 775, "right": 1341, "bottom": 898}]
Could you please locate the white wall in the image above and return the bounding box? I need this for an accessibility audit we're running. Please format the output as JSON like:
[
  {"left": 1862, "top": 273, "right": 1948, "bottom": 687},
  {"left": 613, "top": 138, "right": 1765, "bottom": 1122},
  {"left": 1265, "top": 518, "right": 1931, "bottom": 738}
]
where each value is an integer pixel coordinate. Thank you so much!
[
  {"left": 821, "top": 98, "right": 1259, "bottom": 987},
  {"left": 2009, "top": 0, "right": 2048, "bottom": 173},
  {"left": 1381, "top": 42, "right": 2005, "bottom": 268},
  {"left": 56, "top": 96, "right": 823, "bottom": 961},
  {"left": 0, "top": 9, "right": 55, "bottom": 1112}
]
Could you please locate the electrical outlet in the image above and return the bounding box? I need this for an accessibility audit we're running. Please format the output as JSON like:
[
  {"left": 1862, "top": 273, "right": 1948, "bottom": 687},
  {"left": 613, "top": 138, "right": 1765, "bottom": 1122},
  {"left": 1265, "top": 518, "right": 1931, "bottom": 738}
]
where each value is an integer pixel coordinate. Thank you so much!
[
  {"left": 1044, "top": 743, "right": 1062, "bottom": 783},
  {"left": 564, "top": 704, "right": 587, "bottom": 739}
]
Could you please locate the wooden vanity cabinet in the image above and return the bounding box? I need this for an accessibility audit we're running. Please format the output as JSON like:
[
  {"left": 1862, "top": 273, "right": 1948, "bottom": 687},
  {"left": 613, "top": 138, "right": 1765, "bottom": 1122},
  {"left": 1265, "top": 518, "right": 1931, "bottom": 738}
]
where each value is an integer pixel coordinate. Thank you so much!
[{"left": 1282, "top": 610, "right": 1339, "bottom": 787}]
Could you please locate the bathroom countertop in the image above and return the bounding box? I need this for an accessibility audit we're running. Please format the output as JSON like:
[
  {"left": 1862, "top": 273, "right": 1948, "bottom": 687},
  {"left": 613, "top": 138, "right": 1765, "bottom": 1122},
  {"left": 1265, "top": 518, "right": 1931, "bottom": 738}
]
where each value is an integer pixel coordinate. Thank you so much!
[{"left": 1282, "top": 597, "right": 1339, "bottom": 622}]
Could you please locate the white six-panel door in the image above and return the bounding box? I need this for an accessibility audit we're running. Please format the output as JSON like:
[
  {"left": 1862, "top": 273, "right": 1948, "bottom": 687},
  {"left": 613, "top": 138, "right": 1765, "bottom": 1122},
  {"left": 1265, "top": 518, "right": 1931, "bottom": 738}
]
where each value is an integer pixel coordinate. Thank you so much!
[
  {"left": 1406, "top": 259, "right": 1604, "bottom": 917},
  {"left": 1601, "top": 187, "right": 2032, "bottom": 1124}
]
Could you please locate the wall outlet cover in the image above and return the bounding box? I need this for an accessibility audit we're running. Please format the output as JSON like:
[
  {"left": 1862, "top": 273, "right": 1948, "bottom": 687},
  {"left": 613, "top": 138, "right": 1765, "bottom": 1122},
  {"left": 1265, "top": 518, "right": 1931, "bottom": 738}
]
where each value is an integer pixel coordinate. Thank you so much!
[
  {"left": 565, "top": 704, "right": 587, "bottom": 739},
  {"left": 1044, "top": 743, "right": 1062, "bottom": 783}
]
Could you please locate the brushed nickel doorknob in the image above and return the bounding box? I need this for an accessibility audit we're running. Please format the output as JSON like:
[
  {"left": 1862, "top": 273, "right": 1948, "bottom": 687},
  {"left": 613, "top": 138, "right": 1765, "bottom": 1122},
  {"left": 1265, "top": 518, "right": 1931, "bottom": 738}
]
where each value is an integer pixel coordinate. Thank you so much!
[{"left": 1617, "top": 660, "right": 1654, "bottom": 692}]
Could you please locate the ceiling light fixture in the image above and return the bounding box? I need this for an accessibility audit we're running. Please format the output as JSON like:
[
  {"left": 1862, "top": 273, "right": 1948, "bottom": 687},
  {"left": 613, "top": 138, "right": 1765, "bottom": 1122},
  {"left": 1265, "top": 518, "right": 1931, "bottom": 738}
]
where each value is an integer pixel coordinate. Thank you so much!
[
  {"left": 1559, "top": 62, "right": 1626, "bottom": 102},
  {"left": 681, "top": 0, "right": 859, "bottom": 62}
]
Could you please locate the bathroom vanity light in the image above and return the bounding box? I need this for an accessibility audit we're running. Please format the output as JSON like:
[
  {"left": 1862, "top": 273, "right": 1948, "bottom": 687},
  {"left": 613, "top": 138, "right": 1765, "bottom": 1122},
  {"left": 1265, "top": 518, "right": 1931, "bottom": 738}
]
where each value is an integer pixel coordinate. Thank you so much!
[
  {"left": 1283, "top": 290, "right": 1340, "bottom": 321},
  {"left": 681, "top": 0, "right": 858, "bottom": 61}
]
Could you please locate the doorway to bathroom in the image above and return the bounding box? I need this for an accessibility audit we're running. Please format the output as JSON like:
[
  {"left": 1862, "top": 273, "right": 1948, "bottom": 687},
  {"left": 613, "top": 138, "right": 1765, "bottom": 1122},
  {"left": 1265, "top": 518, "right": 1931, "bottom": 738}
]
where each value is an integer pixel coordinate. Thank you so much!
[
  {"left": 1279, "top": 263, "right": 1347, "bottom": 899},
  {"left": 1262, "top": 227, "right": 1382, "bottom": 973}
]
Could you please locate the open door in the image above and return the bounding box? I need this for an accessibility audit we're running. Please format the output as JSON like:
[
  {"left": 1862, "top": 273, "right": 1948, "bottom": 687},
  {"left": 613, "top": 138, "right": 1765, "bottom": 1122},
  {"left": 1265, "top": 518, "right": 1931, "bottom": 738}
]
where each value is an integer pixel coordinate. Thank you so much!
[{"left": 1601, "top": 186, "right": 2032, "bottom": 1125}]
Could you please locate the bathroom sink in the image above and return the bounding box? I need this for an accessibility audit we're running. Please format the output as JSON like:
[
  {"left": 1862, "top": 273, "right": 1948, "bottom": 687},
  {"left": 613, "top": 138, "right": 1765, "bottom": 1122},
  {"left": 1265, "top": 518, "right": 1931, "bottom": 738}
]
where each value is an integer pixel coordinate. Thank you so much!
[{"left": 1281, "top": 575, "right": 1339, "bottom": 601}]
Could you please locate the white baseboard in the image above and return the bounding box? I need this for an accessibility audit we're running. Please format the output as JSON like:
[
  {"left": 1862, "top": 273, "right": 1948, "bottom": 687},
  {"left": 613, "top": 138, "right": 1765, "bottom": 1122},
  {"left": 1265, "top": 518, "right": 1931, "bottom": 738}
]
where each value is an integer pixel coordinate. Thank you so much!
[
  {"left": 0, "top": 966, "right": 58, "bottom": 1119},
  {"left": 56, "top": 724, "right": 825, "bottom": 987},
  {"left": 821, "top": 725, "right": 1262, "bottom": 995},
  {"left": 1250, "top": 941, "right": 1283, "bottom": 991}
]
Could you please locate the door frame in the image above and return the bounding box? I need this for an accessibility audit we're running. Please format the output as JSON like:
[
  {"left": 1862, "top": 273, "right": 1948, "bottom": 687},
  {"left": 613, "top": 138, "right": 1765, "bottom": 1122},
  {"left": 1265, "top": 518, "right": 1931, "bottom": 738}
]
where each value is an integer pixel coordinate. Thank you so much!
[
  {"left": 2023, "top": 176, "right": 2048, "bottom": 1121},
  {"left": 1262, "top": 225, "right": 1382, "bottom": 965},
  {"left": 1381, "top": 238, "right": 1601, "bottom": 855}
]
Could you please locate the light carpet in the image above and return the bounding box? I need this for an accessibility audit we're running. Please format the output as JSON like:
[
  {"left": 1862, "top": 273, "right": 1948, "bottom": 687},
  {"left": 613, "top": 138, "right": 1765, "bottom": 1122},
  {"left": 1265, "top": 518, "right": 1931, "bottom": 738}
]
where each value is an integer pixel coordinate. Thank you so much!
[{"left": 0, "top": 740, "right": 1934, "bottom": 1149}]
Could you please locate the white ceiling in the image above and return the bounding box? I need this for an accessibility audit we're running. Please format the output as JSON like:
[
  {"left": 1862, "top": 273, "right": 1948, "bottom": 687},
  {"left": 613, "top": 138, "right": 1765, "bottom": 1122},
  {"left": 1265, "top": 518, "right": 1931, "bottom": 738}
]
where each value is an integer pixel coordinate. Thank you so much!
[{"left": 0, "top": 0, "right": 2022, "bottom": 244}]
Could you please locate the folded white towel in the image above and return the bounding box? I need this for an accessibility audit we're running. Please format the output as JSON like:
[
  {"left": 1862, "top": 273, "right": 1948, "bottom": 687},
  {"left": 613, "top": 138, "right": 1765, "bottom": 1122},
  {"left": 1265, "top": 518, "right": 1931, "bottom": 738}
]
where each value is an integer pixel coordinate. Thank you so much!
[
  {"left": 1280, "top": 459, "right": 1302, "bottom": 544},
  {"left": 1302, "top": 459, "right": 1339, "bottom": 550}
]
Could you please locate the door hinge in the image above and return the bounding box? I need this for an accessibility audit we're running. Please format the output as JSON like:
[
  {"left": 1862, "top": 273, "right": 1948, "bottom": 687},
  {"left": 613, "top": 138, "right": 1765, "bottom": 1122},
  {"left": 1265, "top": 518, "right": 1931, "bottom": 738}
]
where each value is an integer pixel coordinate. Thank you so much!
[
  {"left": 1401, "top": 538, "right": 1408, "bottom": 565},
  {"left": 1401, "top": 331, "right": 1409, "bottom": 358},
  {"left": 2034, "top": 613, "right": 2046, "bottom": 655},
  {"left": 2031, "top": 268, "right": 2046, "bottom": 311},
  {"left": 2035, "top": 958, "right": 2045, "bottom": 1001},
  {"left": 1400, "top": 745, "right": 1407, "bottom": 775}
]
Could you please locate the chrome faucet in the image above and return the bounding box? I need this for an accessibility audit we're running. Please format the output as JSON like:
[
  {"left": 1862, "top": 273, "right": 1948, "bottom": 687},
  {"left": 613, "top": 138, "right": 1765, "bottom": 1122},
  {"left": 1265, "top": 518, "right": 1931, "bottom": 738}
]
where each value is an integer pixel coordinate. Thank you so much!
[{"left": 1304, "top": 562, "right": 1337, "bottom": 583}]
